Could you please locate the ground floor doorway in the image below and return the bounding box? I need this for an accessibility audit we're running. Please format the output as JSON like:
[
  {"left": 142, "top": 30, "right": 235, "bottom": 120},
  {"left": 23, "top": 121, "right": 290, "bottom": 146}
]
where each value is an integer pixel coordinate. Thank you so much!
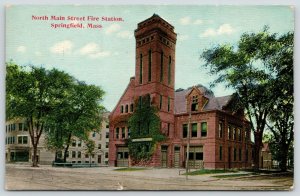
[
  {"left": 117, "top": 147, "right": 129, "bottom": 167},
  {"left": 186, "top": 146, "right": 204, "bottom": 169},
  {"left": 161, "top": 146, "right": 168, "bottom": 168},
  {"left": 174, "top": 146, "right": 180, "bottom": 168}
]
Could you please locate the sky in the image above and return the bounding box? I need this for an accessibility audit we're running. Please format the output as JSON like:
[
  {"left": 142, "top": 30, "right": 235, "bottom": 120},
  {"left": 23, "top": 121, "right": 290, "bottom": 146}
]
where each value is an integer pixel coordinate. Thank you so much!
[{"left": 6, "top": 5, "right": 294, "bottom": 111}]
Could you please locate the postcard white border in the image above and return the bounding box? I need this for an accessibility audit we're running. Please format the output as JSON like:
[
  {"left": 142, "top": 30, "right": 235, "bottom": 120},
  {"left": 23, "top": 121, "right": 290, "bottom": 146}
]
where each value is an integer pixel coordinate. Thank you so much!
[{"left": 0, "top": 0, "right": 299, "bottom": 196}]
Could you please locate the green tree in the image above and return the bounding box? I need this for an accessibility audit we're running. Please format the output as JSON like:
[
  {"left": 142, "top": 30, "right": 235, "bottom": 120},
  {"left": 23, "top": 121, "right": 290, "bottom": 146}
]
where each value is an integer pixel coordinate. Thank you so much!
[
  {"left": 45, "top": 80, "right": 105, "bottom": 163},
  {"left": 6, "top": 62, "right": 74, "bottom": 167},
  {"left": 127, "top": 95, "right": 165, "bottom": 161},
  {"left": 266, "top": 32, "right": 294, "bottom": 171},
  {"left": 201, "top": 28, "right": 293, "bottom": 170}
]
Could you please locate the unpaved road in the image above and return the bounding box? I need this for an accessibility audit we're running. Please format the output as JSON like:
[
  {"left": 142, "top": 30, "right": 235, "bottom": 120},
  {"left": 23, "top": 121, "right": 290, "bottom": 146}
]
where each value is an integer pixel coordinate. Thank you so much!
[{"left": 5, "top": 164, "right": 293, "bottom": 191}]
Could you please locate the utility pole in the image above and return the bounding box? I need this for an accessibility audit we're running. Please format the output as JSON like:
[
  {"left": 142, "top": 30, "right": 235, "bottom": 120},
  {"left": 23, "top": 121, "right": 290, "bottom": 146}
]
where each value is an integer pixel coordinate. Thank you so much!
[{"left": 185, "top": 109, "right": 192, "bottom": 180}]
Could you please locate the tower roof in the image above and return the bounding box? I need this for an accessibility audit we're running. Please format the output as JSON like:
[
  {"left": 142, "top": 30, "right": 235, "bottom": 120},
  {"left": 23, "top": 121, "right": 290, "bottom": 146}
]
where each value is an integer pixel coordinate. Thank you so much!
[{"left": 137, "top": 13, "right": 174, "bottom": 30}]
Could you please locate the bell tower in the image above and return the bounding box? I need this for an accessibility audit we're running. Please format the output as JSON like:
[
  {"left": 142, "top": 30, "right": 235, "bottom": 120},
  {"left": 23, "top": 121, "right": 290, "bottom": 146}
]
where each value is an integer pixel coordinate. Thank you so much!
[{"left": 134, "top": 14, "right": 177, "bottom": 137}]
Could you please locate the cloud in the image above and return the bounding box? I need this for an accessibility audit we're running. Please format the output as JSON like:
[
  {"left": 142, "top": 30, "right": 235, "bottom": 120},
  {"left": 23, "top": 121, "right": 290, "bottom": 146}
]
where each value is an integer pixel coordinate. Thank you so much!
[
  {"left": 117, "top": 30, "right": 133, "bottom": 39},
  {"left": 193, "top": 19, "right": 203, "bottom": 25},
  {"left": 89, "top": 51, "right": 111, "bottom": 58},
  {"left": 79, "top": 43, "right": 98, "bottom": 55},
  {"left": 50, "top": 40, "right": 73, "bottom": 54},
  {"left": 218, "top": 24, "right": 234, "bottom": 34},
  {"left": 201, "top": 28, "right": 217, "bottom": 37},
  {"left": 177, "top": 34, "right": 189, "bottom": 41},
  {"left": 17, "top": 46, "right": 26, "bottom": 53},
  {"left": 105, "top": 23, "right": 121, "bottom": 34},
  {"left": 79, "top": 42, "right": 111, "bottom": 58},
  {"left": 179, "top": 17, "right": 204, "bottom": 26},
  {"left": 200, "top": 24, "right": 235, "bottom": 37},
  {"left": 179, "top": 17, "right": 191, "bottom": 25}
]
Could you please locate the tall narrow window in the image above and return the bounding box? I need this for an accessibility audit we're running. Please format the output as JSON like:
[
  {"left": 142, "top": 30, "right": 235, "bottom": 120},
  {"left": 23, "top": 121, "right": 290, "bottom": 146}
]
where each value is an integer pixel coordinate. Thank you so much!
[
  {"left": 168, "top": 56, "right": 171, "bottom": 85},
  {"left": 219, "top": 121, "right": 223, "bottom": 138},
  {"left": 233, "top": 127, "right": 236, "bottom": 140},
  {"left": 191, "top": 95, "right": 198, "bottom": 111},
  {"left": 139, "top": 53, "right": 143, "bottom": 84},
  {"left": 167, "top": 97, "right": 170, "bottom": 112},
  {"left": 160, "top": 51, "right": 164, "bottom": 82},
  {"left": 219, "top": 146, "right": 223, "bottom": 161},
  {"left": 239, "top": 148, "right": 242, "bottom": 161},
  {"left": 120, "top": 105, "right": 124, "bottom": 113},
  {"left": 182, "top": 124, "right": 188, "bottom": 138},
  {"left": 228, "top": 125, "right": 231, "bottom": 140},
  {"left": 128, "top": 127, "right": 131, "bottom": 138},
  {"left": 122, "top": 127, "right": 125, "bottom": 138},
  {"left": 191, "top": 123, "right": 197, "bottom": 137},
  {"left": 201, "top": 122, "right": 207, "bottom": 137},
  {"left": 125, "top": 105, "right": 128, "bottom": 113},
  {"left": 18, "top": 123, "right": 23, "bottom": 131},
  {"left": 116, "top": 128, "right": 119, "bottom": 139},
  {"left": 148, "top": 50, "right": 152, "bottom": 82},
  {"left": 159, "top": 95, "right": 162, "bottom": 110},
  {"left": 130, "top": 104, "right": 134, "bottom": 112}
]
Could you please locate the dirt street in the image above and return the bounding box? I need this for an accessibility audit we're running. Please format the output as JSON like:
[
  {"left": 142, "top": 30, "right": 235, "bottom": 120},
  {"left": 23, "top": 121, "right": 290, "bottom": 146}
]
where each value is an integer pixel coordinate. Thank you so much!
[{"left": 5, "top": 164, "right": 293, "bottom": 191}]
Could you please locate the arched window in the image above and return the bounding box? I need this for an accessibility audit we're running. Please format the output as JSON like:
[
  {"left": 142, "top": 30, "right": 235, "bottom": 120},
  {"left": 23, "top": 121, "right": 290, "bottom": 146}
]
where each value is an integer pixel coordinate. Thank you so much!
[
  {"left": 160, "top": 51, "right": 164, "bottom": 82},
  {"left": 168, "top": 56, "right": 171, "bottom": 85},
  {"left": 159, "top": 95, "right": 163, "bottom": 110},
  {"left": 130, "top": 103, "right": 134, "bottom": 112},
  {"left": 148, "top": 49, "right": 152, "bottom": 82},
  {"left": 139, "top": 53, "right": 143, "bottom": 84},
  {"left": 167, "top": 96, "right": 171, "bottom": 112}
]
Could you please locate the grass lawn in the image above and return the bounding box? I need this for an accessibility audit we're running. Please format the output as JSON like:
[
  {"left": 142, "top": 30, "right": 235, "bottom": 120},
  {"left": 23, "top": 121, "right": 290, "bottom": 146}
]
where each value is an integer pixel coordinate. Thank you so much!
[
  {"left": 212, "top": 173, "right": 251, "bottom": 178},
  {"left": 114, "top": 167, "right": 148, "bottom": 172},
  {"left": 184, "top": 169, "right": 238, "bottom": 175}
]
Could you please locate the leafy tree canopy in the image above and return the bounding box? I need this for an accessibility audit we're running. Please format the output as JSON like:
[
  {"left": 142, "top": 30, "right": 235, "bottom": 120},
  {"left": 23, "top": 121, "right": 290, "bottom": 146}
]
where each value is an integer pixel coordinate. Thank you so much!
[
  {"left": 201, "top": 27, "right": 294, "bottom": 170},
  {"left": 6, "top": 61, "right": 105, "bottom": 165}
]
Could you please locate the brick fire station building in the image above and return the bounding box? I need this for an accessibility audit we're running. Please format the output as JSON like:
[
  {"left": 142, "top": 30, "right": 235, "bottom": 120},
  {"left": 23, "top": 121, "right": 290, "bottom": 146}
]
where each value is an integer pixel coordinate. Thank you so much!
[{"left": 109, "top": 14, "right": 253, "bottom": 169}]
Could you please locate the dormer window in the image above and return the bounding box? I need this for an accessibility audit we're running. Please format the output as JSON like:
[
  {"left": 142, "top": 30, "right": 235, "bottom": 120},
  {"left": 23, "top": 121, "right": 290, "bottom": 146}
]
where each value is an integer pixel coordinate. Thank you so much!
[{"left": 191, "top": 95, "right": 199, "bottom": 111}]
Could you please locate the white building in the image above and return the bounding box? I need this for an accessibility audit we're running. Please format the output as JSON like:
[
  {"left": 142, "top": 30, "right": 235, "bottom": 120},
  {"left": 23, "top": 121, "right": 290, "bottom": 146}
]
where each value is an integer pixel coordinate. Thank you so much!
[{"left": 5, "top": 112, "right": 110, "bottom": 165}]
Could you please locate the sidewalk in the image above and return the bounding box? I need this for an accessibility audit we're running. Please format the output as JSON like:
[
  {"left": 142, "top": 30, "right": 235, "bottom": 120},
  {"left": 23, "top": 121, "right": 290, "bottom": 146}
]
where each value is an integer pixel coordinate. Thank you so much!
[{"left": 5, "top": 163, "right": 293, "bottom": 190}]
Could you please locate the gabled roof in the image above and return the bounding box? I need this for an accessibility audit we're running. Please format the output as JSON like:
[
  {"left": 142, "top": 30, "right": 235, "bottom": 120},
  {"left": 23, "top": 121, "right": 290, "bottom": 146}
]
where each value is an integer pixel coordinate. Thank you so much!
[
  {"left": 109, "top": 77, "right": 135, "bottom": 118},
  {"left": 174, "top": 85, "right": 232, "bottom": 115}
]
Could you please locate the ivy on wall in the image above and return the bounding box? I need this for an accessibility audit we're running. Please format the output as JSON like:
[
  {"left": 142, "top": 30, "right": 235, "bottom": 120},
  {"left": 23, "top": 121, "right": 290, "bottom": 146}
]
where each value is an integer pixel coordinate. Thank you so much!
[{"left": 127, "top": 95, "right": 165, "bottom": 161}]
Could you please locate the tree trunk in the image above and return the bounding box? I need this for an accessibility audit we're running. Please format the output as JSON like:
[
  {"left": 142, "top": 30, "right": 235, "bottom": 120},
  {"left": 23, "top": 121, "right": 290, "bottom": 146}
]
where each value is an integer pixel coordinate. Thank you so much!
[
  {"left": 32, "top": 144, "right": 38, "bottom": 167},
  {"left": 279, "top": 143, "right": 289, "bottom": 172},
  {"left": 63, "top": 133, "right": 72, "bottom": 163},
  {"left": 63, "top": 144, "right": 70, "bottom": 163},
  {"left": 253, "top": 131, "right": 263, "bottom": 171},
  {"left": 54, "top": 151, "right": 58, "bottom": 162}
]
